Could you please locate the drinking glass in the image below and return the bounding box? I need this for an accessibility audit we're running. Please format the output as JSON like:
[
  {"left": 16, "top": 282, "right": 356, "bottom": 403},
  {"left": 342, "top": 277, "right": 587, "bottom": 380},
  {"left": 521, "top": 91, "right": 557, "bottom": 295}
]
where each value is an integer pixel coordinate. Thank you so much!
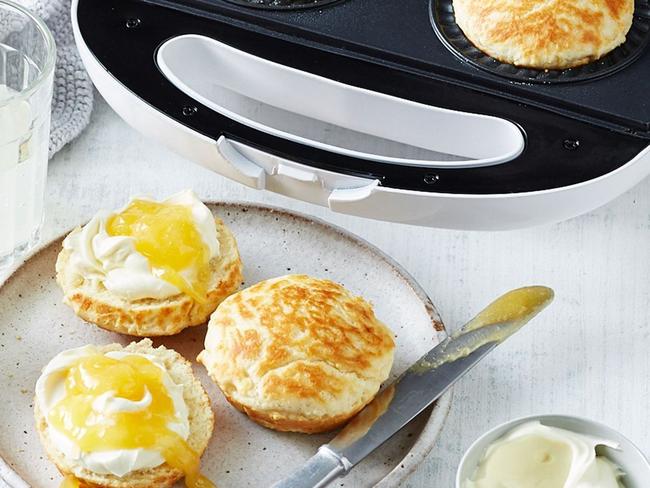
[{"left": 0, "top": 0, "right": 55, "bottom": 268}]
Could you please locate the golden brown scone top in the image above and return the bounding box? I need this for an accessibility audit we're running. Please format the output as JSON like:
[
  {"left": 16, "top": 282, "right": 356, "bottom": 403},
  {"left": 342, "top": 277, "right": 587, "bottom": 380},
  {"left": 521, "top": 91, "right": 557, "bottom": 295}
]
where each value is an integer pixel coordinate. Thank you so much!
[
  {"left": 199, "top": 275, "right": 395, "bottom": 427},
  {"left": 453, "top": 0, "right": 634, "bottom": 68}
]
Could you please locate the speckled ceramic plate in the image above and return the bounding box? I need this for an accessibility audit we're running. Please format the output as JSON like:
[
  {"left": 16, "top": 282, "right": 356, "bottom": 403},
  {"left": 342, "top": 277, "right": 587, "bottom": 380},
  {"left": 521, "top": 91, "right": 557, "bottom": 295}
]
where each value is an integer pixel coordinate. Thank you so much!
[{"left": 0, "top": 202, "right": 451, "bottom": 488}]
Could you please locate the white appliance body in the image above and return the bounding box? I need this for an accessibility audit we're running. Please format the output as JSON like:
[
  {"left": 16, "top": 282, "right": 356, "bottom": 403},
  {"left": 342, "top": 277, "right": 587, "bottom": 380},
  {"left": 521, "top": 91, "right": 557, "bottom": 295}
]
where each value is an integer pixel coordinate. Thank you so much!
[{"left": 71, "top": 0, "right": 650, "bottom": 230}]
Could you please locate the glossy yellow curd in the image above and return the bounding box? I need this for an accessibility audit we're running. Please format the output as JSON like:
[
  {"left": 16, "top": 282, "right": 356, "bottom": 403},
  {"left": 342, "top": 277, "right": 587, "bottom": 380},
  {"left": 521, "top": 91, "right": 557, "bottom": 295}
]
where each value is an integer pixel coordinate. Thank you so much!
[
  {"left": 106, "top": 199, "right": 211, "bottom": 303},
  {"left": 49, "top": 353, "right": 214, "bottom": 488}
]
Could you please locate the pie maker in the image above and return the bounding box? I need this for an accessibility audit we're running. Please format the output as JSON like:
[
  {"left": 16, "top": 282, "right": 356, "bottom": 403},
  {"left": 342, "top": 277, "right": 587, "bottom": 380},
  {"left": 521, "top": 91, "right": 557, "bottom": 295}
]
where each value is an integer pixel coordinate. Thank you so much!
[{"left": 71, "top": 0, "right": 650, "bottom": 230}]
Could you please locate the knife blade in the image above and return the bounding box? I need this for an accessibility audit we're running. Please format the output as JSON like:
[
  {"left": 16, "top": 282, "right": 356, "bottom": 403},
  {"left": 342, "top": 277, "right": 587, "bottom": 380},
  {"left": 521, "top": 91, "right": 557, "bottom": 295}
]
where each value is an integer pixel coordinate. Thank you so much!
[{"left": 270, "top": 286, "right": 554, "bottom": 488}]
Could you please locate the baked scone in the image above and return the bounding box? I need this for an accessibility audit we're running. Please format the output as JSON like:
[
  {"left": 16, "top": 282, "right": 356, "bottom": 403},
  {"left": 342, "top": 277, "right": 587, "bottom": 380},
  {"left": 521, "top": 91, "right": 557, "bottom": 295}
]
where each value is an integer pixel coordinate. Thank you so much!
[
  {"left": 453, "top": 0, "right": 634, "bottom": 69},
  {"left": 34, "top": 339, "right": 215, "bottom": 488},
  {"left": 198, "top": 274, "right": 396, "bottom": 434},
  {"left": 56, "top": 190, "right": 243, "bottom": 336}
]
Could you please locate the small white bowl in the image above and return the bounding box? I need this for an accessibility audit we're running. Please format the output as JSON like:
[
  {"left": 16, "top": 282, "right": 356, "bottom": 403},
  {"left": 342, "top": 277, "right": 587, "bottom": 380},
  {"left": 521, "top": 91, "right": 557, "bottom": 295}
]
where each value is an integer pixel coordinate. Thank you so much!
[{"left": 456, "top": 414, "right": 650, "bottom": 488}]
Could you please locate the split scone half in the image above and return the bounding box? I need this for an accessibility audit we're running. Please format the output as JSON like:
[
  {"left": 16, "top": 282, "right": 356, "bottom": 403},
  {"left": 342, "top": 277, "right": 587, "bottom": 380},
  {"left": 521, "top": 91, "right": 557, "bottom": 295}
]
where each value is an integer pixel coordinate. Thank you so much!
[
  {"left": 453, "top": 0, "right": 634, "bottom": 69},
  {"left": 56, "top": 191, "right": 243, "bottom": 336},
  {"left": 34, "top": 339, "right": 215, "bottom": 488},
  {"left": 198, "top": 274, "right": 396, "bottom": 434}
]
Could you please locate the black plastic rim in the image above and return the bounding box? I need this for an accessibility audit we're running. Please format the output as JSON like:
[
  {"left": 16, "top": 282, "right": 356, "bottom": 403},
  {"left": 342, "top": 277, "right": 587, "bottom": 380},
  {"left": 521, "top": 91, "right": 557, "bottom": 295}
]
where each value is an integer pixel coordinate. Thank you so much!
[
  {"left": 221, "top": 0, "right": 342, "bottom": 10},
  {"left": 431, "top": 0, "right": 650, "bottom": 84}
]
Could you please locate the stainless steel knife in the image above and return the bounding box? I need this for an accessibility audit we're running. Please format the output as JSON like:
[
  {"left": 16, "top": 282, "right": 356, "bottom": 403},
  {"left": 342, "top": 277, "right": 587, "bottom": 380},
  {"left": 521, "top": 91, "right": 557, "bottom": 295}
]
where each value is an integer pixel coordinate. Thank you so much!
[{"left": 270, "top": 286, "right": 554, "bottom": 488}]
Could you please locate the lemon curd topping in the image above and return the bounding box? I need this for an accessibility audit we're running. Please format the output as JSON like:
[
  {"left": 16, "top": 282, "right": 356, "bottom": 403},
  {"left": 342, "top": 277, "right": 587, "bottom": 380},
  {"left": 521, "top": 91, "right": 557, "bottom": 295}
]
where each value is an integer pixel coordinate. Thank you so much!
[
  {"left": 106, "top": 199, "right": 211, "bottom": 303},
  {"left": 60, "top": 475, "right": 81, "bottom": 488},
  {"left": 48, "top": 352, "right": 214, "bottom": 488}
]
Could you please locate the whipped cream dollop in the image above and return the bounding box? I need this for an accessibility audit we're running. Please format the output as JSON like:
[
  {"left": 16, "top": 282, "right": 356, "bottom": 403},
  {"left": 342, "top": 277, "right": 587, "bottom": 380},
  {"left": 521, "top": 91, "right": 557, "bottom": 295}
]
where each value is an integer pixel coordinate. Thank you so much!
[
  {"left": 466, "top": 421, "right": 625, "bottom": 488},
  {"left": 62, "top": 190, "right": 219, "bottom": 300},
  {"left": 35, "top": 346, "right": 190, "bottom": 477}
]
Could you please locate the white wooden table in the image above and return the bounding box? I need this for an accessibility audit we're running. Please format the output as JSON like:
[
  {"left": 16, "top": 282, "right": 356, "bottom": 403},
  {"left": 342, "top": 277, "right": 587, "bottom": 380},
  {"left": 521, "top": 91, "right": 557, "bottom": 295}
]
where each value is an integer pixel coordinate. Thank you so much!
[{"left": 30, "top": 96, "right": 650, "bottom": 486}]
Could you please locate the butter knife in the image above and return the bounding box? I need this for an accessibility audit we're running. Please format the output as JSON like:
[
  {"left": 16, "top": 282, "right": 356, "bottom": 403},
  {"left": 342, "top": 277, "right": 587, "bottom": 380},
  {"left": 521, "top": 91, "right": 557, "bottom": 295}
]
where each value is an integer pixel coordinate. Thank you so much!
[{"left": 270, "top": 286, "right": 554, "bottom": 488}]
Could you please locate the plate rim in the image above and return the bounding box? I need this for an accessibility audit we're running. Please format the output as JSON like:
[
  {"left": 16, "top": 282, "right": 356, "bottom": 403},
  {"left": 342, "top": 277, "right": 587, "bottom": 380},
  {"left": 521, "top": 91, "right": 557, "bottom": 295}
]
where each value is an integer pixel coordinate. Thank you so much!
[{"left": 0, "top": 200, "right": 452, "bottom": 488}]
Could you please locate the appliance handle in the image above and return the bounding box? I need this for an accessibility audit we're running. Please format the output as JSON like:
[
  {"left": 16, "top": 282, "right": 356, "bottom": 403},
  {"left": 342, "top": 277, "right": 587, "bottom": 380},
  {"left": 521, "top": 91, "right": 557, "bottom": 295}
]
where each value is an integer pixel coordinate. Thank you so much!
[
  {"left": 150, "top": 48, "right": 646, "bottom": 195},
  {"left": 156, "top": 34, "right": 526, "bottom": 171}
]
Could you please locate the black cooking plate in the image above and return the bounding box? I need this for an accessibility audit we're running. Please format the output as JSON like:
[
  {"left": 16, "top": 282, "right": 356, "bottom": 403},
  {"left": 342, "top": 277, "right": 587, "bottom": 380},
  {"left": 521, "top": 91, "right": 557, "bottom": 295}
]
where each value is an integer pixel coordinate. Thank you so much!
[
  {"left": 165, "top": 0, "right": 650, "bottom": 134},
  {"left": 76, "top": 0, "right": 650, "bottom": 194}
]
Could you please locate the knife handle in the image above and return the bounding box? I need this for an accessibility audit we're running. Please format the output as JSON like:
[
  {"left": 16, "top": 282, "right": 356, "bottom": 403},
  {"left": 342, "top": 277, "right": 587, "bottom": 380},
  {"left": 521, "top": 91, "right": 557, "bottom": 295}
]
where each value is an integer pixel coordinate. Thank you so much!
[{"left": 270, "top": 446, "right": 347, "bottom": 488}]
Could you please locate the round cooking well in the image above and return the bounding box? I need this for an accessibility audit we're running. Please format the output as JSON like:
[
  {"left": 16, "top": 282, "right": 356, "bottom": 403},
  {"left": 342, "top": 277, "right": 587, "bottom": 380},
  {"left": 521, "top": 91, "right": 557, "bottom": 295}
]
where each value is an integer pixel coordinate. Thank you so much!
[{"left": 430, "top": 0, "right": 650, "bottom": 84}]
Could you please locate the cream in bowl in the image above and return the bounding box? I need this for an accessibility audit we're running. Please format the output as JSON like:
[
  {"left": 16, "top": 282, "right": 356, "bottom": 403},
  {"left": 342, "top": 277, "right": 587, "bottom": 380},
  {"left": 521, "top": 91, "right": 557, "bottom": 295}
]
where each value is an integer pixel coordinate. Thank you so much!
[{"left": 458, "top": 415, "right": 650, "bottom": 488}]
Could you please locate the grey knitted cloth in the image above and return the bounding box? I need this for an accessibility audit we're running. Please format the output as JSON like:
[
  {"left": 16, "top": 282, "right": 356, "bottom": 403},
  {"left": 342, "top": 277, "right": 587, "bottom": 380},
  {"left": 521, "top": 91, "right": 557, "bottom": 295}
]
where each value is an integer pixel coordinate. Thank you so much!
[{"left": 21, "top": 0, "right": 94, "bottom": 157}]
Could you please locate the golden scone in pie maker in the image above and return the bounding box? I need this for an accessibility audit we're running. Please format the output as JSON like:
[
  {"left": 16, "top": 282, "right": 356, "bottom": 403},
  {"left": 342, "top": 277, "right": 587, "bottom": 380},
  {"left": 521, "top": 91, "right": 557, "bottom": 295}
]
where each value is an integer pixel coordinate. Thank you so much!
[
  {"left": 72, "top": 0, "right": 650, "bottom": 230},
  {"left": 433, "top": 0, "right": 650, "bottom": 83}
]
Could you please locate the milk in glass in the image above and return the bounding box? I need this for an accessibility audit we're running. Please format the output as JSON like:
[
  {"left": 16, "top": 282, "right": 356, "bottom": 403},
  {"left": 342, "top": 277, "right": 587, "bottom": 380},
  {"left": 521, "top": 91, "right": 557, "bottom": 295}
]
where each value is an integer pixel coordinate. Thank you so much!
[{"left": 0, "top": 43, "right": 50, "bottom": 267}]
